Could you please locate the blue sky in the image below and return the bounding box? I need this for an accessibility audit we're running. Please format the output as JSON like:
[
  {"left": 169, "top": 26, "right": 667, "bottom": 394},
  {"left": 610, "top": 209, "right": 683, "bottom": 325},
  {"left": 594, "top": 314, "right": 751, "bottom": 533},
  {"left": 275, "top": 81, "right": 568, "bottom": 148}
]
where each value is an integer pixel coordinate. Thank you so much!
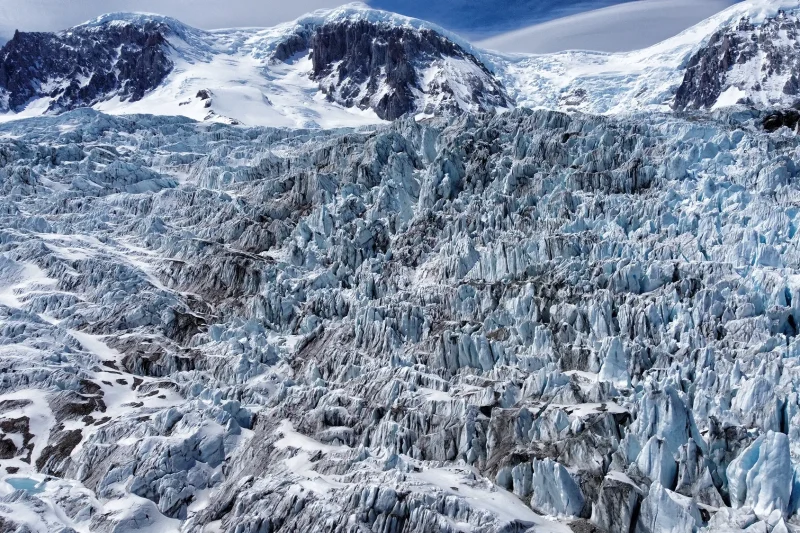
[
  {"left": 368, "top": 0, "right": 639, "bottom": 38},
  {"left": 0, "top": 0, "right": 738, "bottom": 52}
]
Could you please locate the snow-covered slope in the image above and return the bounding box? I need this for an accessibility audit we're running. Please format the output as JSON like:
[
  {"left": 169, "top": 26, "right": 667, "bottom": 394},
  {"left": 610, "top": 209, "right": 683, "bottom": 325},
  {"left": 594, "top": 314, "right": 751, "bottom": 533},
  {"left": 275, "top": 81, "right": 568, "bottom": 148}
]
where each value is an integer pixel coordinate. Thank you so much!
[
  {"left": 675, "top": 6, "right": 800, "bottom": 111},
  {"left": 6, "top": 2, "right": 800, "bottom": 127},
  {"left": 0, "top": 5, "right": 510, "bottom": 128},
  {"left": 494, "top": 0, "right": 800, "bottom": 115}
]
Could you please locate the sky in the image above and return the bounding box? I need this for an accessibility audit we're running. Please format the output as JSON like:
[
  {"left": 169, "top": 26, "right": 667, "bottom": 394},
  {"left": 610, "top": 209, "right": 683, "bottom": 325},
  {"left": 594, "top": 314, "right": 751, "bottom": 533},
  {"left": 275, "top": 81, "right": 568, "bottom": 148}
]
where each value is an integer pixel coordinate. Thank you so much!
[
  {"left": 0, "top": 0, "right": 740, "bottom": 53},
  {"left": 478, "top": 0, "right": 739, "bottom": 53}
]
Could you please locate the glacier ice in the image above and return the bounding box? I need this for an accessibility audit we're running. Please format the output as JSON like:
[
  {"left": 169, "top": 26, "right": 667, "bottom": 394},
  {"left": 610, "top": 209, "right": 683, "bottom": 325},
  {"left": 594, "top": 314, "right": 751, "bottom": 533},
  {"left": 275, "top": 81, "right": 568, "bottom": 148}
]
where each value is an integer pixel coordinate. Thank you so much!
[
  {"left": 1, "top": 42, "right": 800, "bottom": 531},
  {"left": 727, "top": 431, "right": 795, "bottom": 520}
]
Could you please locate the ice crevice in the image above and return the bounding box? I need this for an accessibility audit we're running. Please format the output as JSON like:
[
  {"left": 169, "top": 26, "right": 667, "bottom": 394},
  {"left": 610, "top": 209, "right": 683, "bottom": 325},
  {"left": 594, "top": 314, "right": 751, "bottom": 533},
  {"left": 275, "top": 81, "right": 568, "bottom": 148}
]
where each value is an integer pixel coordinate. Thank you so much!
[{"left": 1, "top": 106, "right": 800, "bottom": 532}]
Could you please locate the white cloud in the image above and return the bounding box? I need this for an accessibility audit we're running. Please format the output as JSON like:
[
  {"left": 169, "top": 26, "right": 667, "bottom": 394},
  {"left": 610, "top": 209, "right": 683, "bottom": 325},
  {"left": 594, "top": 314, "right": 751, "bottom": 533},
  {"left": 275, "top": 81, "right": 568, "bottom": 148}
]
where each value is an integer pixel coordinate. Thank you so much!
[
  {"left": 477, "top": 0, "right": 739, "bottom": 54},
  {"left": 366, "top": 0, "right": 638, "bottom": 38},
  {"left": 0, "top": 0, "right": 741, "bottom": 54}
]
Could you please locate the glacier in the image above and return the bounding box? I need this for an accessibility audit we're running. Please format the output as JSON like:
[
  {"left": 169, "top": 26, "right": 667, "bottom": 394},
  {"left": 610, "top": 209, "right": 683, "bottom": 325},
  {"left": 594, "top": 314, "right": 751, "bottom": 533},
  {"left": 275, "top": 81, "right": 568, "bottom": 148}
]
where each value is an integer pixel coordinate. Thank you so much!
[
  {"left": 2, "top": 1, "right": 800, "bottom": 533},
  {"left": 0, "top": 101, "right": 800, "bottom": 531}
]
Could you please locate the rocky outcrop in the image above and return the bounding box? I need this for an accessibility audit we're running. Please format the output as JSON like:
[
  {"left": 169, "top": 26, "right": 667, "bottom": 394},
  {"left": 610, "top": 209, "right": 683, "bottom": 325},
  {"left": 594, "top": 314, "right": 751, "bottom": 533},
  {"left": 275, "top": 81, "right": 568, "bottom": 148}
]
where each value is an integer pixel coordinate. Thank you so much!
[
  {"left": 0, "top": 19, "right": 173, "bottom": 113},
  {"left": 673, "top": 28, "right": 740, "bottom": 111},
  {"left": 275, "top": 19, "right": 511, "bottom": 120},
  {"left": 675, "top": 10, "right": 800, "bottom": 111}
]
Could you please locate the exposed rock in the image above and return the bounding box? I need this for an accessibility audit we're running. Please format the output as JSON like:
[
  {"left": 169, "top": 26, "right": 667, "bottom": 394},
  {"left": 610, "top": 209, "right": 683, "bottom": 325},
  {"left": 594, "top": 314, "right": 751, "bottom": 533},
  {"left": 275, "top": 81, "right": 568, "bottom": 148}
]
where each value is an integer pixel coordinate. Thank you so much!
[
  {"left": 675, "top": 10, "right": 800, "bottom": 111},
  {"left": 0, "top": 18, "right": 173, "bottom": 113},
  {"left": 275, "top": 19, "right": 512, "bottom": 120}
]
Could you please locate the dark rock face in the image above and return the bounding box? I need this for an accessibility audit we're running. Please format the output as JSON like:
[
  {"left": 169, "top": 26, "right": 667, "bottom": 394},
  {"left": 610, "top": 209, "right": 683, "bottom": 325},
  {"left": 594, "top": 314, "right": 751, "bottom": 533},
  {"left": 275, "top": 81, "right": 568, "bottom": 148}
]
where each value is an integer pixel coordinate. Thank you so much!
[
  {"left": 0, "top": 21, "right": 173, "bottom": 113},
  {"left": 674, "top": 10, "right": 800, "bottom": 111},
  {"left": 277, "top": 20, "right": 511, "bottom": 120},
  {"left": 35, "top": 428, "right": 82, "bottom": 476},
  {"left": 673, "top": 29, "right": 739, "bottom": 111},
  {"left": 763, "top": 108, "right": 800, "bottom": 132},
  {"left": 591, "top": 477, "right": 641, "bottom": 532}
]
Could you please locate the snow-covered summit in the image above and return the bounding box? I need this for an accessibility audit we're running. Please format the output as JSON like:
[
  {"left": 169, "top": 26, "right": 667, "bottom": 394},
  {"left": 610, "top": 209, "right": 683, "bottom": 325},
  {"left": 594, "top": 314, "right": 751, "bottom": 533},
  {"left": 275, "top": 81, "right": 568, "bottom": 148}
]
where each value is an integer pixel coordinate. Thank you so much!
[
  {"left": 71, "top": 12, "right": 193, "bottom": 32},
  {"left": 496, "top": 0, "right": 800, "bottom": 114},
  {"left": 0, "top": 4, "right": 510, "bottom": 128}
]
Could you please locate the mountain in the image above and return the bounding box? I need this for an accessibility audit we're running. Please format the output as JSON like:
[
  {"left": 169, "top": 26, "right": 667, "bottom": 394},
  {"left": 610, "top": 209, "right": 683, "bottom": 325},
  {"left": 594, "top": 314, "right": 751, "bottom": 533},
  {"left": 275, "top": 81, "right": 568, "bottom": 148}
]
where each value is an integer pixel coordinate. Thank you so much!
[
  {"left": 0, "top": 19, "right": 172, "bottom": 114},
  {"left": 675, "top": 6, "right": 800, "bottom": 110},
  {"left": 6, "top": 3, "right": 800, "bottom": 533},
  {"left": 0, "top": 7, "right": 510, "bottom": 128},
  {"left": 3, "top": 2, "right": 800, "bottom": 127},
  {"left": 492, "top": 0, "right": 800, "bottom": 115}
]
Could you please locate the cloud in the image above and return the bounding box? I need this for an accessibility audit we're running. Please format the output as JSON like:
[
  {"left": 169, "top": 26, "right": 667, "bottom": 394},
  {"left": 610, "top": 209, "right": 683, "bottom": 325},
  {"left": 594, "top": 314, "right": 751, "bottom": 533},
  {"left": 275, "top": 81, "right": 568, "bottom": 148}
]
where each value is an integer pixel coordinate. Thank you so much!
[
  {"left": 0, "top": 0, "right": 641, "bottom": 44},
  {"left": 477, "top": 0, "right": 739, "bottom": 54},
  {"left": 0, "top": 0, "right": 345, "bottom": 41},
  {"left": 366, "top": 0, "right": 638, "bottom": 38},
  {"left": 368, "top": 0, "right": 632, "bottom": 38}
]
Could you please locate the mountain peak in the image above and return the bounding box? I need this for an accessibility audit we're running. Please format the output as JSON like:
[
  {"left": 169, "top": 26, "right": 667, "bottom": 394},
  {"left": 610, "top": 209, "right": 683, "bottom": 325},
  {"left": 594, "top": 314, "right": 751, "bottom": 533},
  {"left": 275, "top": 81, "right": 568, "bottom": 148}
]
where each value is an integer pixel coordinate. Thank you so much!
[
  {"left": 2, "top": 1, "right": 800, "bottom": 127},
  {"left": 0, "top": 6, "right": 508, "bottom": 127}
]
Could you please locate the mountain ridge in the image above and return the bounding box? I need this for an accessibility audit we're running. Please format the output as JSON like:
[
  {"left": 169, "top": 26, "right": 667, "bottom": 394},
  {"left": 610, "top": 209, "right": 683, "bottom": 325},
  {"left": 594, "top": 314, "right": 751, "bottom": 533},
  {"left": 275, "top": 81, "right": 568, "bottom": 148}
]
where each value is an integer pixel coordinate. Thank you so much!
[{"left": 2, "top": 1, "right": 800, "bottom": 128}]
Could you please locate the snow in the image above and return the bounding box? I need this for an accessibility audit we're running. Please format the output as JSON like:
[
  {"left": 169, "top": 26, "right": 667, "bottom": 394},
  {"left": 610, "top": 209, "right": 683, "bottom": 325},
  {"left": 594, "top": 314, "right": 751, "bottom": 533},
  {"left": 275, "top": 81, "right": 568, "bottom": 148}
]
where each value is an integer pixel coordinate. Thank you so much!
[
  {"left": 95, "top": 43, "right": 383, "bottom": 129},
  {"left": 417, "top": 387, "right": 453, "bottom": 401},
  {"left": 555, "top": 402, "right": 628, "bottom": 418},
  {"left": 605, "top": 470, "right": 638, "bottom": 486},
  {"left": 0, "top": 97, "right": 53, "bottom": 124},
  {"left": 274, "top": 419, "right": 348, "bottom": 452},
  {"left": 0, "top": 259, "right": 58, "bottom": 308},
  {"left": 273, "top": 420, "right": 349, "bottom": 495},
  {"left": 100, "top": 493, "right": 182, "bottom": 533},
  {"left": 0, "top": 389, "right": 55, "bottom": 472},
  {"left": 413, "top": 466, "right": 571, "bottom": 532},
  {"left": 713, "top": 86, "right": 748, "bottom": 110},
  {"left": 0, "top": 499, "right": 53, "bottom": 533},
  {"left": 283, "top": 451, "right": 347, "bottom": 495},
  {"left": 68, "top": 330, "right": 122, "bottom": 362}
]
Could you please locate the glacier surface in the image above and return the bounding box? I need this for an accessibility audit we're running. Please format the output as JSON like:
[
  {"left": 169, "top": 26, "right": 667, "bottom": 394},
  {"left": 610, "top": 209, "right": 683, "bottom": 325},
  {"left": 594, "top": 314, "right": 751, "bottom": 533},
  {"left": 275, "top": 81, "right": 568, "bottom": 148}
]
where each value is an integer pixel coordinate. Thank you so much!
[{"left": 0, "top": 102, "right": 799, "bottom": 532}]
